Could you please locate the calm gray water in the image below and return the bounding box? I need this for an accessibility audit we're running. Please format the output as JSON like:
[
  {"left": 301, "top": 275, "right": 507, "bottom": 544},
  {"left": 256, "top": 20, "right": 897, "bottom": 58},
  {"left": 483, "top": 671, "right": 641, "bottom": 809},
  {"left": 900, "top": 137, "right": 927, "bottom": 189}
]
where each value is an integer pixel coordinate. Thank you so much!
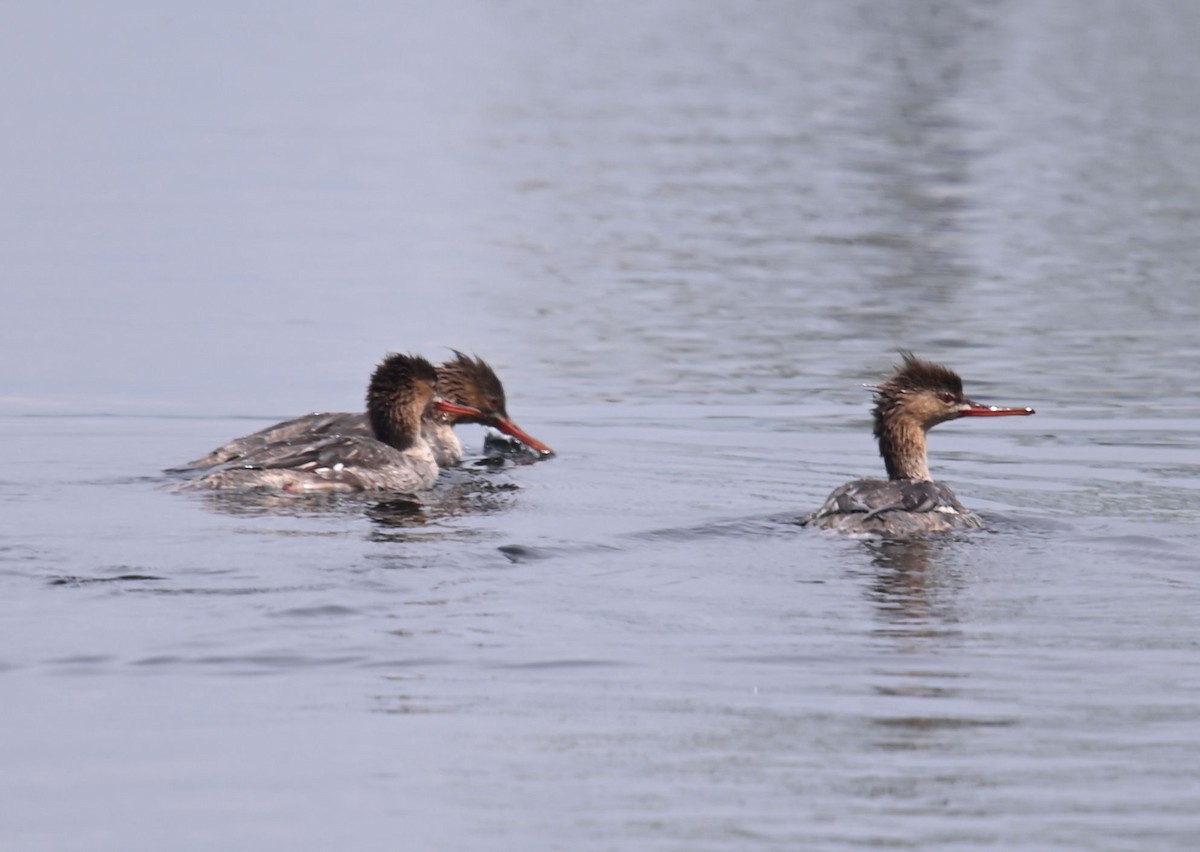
[{"left": 2, "top": 2, "right": 1200, "bottom": 850}]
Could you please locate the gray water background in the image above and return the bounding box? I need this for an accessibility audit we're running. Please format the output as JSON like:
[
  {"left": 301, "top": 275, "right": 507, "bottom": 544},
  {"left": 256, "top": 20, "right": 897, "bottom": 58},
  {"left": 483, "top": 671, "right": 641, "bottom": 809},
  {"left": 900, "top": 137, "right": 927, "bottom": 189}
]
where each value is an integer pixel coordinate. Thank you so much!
[{"left": 2, "top": 2, "right": 1200, "bottom": 849}]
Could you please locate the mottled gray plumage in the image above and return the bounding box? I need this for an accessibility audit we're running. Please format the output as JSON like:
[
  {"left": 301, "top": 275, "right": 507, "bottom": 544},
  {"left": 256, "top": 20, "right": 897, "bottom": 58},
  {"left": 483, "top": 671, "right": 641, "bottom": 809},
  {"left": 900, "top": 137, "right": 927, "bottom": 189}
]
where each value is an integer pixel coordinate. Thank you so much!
[
  {"left": 168, "top": 412, "right": 372, "bottom": 473},
  {"left": 804, "top": 353, "right": 1033, "bottom": 536},
  {"left": 806, "top": 477, "right": 984, "bottom": 535},
  {"left": 174, "top": 353, "right": 441, "bottom": 493}
]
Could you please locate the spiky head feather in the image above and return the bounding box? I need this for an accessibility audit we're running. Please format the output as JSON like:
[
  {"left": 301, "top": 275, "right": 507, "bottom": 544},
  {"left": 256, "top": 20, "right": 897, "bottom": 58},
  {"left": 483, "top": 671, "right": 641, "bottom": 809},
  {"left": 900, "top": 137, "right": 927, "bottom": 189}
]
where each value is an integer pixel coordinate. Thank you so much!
[{"left": 437, "top": 350, "right": 507, "bottom": 422}]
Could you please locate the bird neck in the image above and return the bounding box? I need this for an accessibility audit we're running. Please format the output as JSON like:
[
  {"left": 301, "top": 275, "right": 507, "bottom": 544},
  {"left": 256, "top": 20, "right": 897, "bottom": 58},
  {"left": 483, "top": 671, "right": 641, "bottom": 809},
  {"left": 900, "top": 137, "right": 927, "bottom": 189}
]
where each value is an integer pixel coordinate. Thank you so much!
[
  {"left": 369, "top": 399, "right": 419, "bottom": 451},
  {"left": 877, "top": 415, "right": 931, "bottom": 481}
]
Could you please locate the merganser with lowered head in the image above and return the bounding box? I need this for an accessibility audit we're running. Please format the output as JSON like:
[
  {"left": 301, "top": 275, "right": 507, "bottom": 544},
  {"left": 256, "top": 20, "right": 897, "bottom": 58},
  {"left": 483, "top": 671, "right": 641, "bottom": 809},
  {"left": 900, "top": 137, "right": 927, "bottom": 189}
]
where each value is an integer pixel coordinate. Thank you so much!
[
  {"left": 804, "top": 352, "right": 1034, "bottom": 535},
  {"left": 423, "top": 350, "right": 555, "bottom": 464},
  {"left": 170, "top": 351, "right": 554, "bottom": 473},
  {"left": 172, "top": 353, "right": 481, "bottom": 493}
]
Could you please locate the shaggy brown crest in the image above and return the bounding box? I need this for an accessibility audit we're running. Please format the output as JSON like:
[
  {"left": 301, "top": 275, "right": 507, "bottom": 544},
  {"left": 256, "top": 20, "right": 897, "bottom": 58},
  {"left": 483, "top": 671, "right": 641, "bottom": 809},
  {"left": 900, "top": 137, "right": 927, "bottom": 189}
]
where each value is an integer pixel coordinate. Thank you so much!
[
  {"left": 367, "top": 353, "right": 439, "bottom": 450},
  {"left": 876, "top": 351, "right": 963, "bottom": 399},
  {"left": 873, "top": 351, "right": 963, "bottom": 434}
]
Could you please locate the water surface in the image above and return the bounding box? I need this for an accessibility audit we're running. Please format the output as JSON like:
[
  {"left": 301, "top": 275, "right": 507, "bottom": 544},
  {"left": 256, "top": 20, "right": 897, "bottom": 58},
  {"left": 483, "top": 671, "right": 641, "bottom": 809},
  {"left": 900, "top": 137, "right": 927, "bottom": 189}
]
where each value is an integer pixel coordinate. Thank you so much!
[{"left": 2, "top": 2, "right": 1199, "bottom": 850}]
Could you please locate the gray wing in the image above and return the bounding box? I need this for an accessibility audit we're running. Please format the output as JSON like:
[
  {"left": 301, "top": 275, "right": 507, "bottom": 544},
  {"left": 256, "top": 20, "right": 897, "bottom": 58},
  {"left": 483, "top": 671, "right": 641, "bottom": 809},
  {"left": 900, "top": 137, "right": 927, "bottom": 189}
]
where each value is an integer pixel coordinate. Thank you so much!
[
  {"left": 807, "top": 479, "right": 969, "bottom": 521},
  {"left": 168, "top": 411, "right": 371, "bottom": 472},
  {"left": 182, "top": 434, "right": 436, "bottom": 493}
]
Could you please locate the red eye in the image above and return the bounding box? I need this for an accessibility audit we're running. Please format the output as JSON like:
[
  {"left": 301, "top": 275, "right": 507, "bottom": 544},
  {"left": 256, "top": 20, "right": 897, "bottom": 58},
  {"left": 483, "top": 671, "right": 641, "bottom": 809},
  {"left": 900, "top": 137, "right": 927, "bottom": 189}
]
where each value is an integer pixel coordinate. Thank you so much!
[{"left": 939, "top": 392, "right": 956, "bottom": 404}]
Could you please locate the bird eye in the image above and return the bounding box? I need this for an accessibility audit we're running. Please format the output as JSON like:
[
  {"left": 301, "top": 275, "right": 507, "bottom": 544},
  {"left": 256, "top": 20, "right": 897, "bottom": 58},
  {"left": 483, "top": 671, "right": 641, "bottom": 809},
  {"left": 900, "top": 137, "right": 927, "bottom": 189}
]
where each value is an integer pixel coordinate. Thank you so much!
[{"left": 938, "top": 392, "right": 956, "bottom": 404}]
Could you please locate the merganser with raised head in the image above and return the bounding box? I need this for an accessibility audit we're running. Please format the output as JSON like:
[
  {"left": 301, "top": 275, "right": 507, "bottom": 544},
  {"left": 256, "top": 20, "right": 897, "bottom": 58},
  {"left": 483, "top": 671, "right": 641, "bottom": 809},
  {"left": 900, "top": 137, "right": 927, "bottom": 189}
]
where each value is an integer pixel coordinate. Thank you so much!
[
  {"left": 173, "top": 354, "right": 481, "bottom": 493},
  {"left": 171, "top": 351, "right": 554, "bottom": 473},
  {"left": 804, "top": 352, "right": 1034, "bottom": 535}
]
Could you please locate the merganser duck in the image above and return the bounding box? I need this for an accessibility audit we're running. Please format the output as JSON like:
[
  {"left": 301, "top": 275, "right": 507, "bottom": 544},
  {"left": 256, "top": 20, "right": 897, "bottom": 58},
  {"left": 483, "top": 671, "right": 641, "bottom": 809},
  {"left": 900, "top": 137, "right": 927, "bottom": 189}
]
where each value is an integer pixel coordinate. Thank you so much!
[
  {"left": 170, "top": 351, "right": 554, "bottom": 473},
  {"left": 424, "top": 351, "right": 555, "bottom": 464},
  {"left": 804, "top": 352, "right": 1034, "bottom": 535},
  {"left": 173, "top": 354, "right": 480, "bottom": 493}
]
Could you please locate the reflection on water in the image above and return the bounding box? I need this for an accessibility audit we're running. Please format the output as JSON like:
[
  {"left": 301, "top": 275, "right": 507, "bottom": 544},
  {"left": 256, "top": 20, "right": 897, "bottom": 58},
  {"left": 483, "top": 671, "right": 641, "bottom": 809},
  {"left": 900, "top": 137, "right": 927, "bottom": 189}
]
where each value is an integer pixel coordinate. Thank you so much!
[
  {"left": 168, "top": 457, "right": 523, "bottom": 521},
  {"left": 365, "top": 498, "right": 428, "bottom": 528},
  {"left": 173, "top": 474, "right": 523, "bottom": 555},
  {"left": 860, "top": 536, "right": 966, "bottom": 632},
  {"left": 854, "top": 537, "right": 998, "bottom": 754},
  {"left": 47, "top": 572, "right": 165, "bottom": 587}
]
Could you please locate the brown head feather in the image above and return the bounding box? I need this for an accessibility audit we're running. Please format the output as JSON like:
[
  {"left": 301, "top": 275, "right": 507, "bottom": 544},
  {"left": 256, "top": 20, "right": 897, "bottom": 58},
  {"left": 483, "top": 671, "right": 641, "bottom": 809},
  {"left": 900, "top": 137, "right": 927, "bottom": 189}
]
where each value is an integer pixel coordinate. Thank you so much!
[
  {"left": 366, "top": 353, "right": 438, "bottom": 449},
  {"left": 436, "top": 351, "right": 508, "bottom": 423},
  {"left": 872, "top": 352, "right": 965, "bottom": 480},
  {"left": 879, "top": 351, "right": 964, "bottom": 398}
]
